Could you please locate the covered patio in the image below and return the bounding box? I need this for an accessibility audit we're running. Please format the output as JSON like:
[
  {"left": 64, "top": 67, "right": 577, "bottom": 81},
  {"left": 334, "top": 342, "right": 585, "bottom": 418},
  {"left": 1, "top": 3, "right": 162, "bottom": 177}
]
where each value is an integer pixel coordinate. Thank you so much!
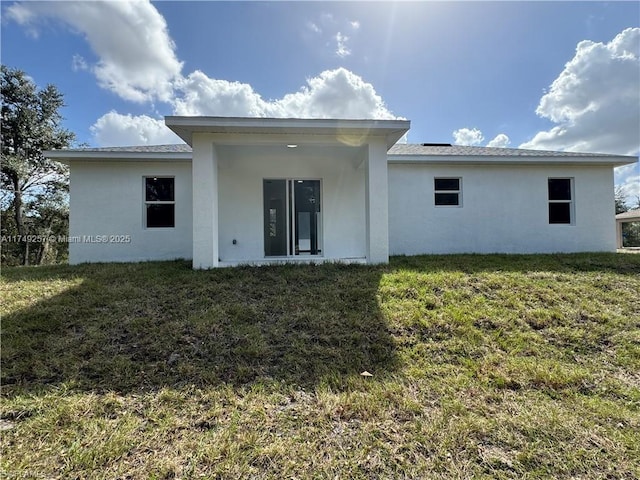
[
  {"left": 165, "top": 117, "right": 410, "bottom": 269},
  {"left": 616, "top": 209, "right": 640, "bottom": 249}
]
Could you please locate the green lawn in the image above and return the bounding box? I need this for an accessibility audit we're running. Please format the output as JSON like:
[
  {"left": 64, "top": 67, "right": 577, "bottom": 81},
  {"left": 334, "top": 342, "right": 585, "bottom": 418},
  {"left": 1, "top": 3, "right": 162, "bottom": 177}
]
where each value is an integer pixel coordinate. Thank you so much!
[{"left": 2, "top": 253, "right": 639, "bottom": 479}]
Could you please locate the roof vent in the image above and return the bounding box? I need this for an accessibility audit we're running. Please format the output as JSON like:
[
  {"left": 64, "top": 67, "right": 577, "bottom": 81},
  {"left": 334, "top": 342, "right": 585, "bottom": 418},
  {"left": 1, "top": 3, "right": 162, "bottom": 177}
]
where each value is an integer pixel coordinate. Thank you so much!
[{"left": 421, "top": 143, "right": 452, "bottom": 147}]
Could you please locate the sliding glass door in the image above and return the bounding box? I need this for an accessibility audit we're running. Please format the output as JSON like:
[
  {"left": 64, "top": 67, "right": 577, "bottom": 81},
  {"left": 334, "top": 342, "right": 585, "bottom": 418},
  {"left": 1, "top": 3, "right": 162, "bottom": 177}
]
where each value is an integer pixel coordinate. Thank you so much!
[{"left": 263, "top": 179, "right": 321, "bottom": 257}]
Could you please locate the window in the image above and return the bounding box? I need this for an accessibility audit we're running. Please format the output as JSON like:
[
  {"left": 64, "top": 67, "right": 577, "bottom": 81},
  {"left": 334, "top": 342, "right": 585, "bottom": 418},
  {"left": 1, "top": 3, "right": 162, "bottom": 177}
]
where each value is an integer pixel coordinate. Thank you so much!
[
  {"left": 548, "top": 178, "right": 573, "bottom": 224},
  {"left": 145, "top": 177, "right": 175, "bottom": 228},
  {"left": 434, "top": 178, "right": 461, "bottom": 206}
]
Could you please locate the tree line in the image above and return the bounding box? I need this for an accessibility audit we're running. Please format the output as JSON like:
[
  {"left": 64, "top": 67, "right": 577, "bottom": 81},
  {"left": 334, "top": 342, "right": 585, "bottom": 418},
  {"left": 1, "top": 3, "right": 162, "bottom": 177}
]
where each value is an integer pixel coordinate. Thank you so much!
[{"left": 1, "top": 65, "right": 74, "bottom": 265}]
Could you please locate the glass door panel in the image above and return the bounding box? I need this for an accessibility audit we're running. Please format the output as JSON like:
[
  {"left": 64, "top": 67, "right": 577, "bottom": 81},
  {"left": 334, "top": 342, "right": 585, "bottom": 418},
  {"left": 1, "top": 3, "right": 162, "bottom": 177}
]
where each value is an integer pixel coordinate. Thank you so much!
[
  {"left": 294, "top": 180, "right": 321, "bottom": 255},
  {"left": 264, "top": 179, "right": 321, "bottom": 257},
  {"left": 263, "top": 180, "right": 287, "bottom": 256}
]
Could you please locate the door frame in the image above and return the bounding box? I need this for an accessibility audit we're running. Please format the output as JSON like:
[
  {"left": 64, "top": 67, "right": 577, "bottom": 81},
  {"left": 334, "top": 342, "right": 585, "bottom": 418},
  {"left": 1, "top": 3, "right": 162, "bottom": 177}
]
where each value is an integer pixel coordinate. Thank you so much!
[{"left": 263, "top": 178, "right": 323, "bottom": 258}]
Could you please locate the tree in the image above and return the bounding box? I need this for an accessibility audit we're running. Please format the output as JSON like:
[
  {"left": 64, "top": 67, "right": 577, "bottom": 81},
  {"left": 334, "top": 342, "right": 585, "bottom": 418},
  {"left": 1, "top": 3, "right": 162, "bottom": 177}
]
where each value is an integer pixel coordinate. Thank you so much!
[
  {"left": 1, "top": 65, "right": 75, "bottom": 265},
  {"left": 614, "top": 186, "right": 628, "bottom": 214}
]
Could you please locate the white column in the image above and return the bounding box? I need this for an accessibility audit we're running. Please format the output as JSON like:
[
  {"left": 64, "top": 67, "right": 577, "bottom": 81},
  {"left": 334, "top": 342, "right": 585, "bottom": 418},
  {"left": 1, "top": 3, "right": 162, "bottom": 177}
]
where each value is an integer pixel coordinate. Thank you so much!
[
  {"left": 616, "top": 220, "right": 623, "bottom": 249},
  {"left": 191, "top": 135, "right": 219, "bottom": 268},
  {"left": 365, "top": 139, "right": 389, "bottom": 264}
]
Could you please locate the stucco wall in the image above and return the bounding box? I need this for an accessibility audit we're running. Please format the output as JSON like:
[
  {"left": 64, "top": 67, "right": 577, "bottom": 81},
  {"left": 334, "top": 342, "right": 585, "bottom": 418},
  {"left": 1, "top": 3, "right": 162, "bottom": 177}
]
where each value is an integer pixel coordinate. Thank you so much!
[
  {"left": 68, "top": 161, "right": 192, "bottom": 264},
  {"left": 388, "top": 163, "right": 616, "bottom": 254},
  {"left": 217, "top": 146, "right": 366, "bottom": 262}
]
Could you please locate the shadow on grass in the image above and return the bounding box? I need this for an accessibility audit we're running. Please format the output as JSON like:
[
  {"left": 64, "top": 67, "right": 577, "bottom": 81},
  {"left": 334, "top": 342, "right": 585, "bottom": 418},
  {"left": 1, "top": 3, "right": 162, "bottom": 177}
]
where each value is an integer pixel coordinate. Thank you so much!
[
  {"left": 2, "top": 261, "right": 396, "bottom": 395},
  {"left": 3, "top": 253, "right": 638, "bottom": 396}
]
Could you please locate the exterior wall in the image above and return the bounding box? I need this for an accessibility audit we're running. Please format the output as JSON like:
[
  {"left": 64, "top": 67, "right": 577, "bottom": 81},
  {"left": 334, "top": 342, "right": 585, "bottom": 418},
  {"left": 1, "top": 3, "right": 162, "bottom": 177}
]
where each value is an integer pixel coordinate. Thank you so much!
[
  {"left": 69, "top": 161, "right": 192, "bottom": 264},
  {"left": 388, "top": 164, "right": 616, "bottom": 254},
  {"left": 217, "top": 147, "right": 366, "bottom": 262}
]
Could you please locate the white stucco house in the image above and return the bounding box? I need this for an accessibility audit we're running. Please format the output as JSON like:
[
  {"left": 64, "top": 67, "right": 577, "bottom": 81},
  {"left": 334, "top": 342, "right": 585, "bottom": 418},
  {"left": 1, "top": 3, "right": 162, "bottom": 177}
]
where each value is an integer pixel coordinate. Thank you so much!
[{"left": 46, "top": 116, "right": 637, "bottom": 268}]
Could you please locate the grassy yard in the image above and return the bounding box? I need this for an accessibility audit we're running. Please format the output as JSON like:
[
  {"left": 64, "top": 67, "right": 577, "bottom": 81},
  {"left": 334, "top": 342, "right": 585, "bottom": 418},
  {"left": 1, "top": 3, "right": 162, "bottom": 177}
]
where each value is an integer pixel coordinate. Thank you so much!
[{"left": 1, "top": 253, "right": 639, "bottom": 479}]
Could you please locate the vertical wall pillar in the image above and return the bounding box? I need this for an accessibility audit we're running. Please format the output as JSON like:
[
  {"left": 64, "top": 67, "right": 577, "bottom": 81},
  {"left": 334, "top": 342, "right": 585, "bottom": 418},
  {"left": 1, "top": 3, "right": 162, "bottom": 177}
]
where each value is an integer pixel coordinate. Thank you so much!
[
  {"left": 616, "top": 220, "right": 623, "bottom": 249},
  {"left": 192, "top": 135, "right": 219, "bottom": 268},
  {"left": 365, "top": 139, "right": 389, "bottom": 264}
]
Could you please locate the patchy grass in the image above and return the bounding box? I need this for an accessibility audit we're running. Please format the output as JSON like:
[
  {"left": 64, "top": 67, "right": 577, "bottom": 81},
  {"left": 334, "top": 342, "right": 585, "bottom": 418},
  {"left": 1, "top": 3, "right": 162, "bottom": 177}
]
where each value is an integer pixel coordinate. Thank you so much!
[{"left": 1, "top": 253, "right": 639, "bottom": 479}]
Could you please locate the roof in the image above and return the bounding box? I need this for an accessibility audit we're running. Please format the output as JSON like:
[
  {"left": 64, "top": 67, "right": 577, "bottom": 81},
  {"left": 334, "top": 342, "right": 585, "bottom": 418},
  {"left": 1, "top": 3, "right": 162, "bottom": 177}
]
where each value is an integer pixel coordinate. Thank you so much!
[
  {"left": 616, "top": 210, "right": 640, "bottom": 221},
  {"left": 165, "top": 116, "right": 410, "bottom": 149},
  {"left": 388, "top": 143, "right": 631, "bottom": 158},
  {"left": 65, "top": 144, "right": 193, "bottom": 153},
  {"left": 45, "top": 142, "right": 638, "bottom": 167},
  {"left": 387, "top": 143, "right": 636, "bottom": 166}
]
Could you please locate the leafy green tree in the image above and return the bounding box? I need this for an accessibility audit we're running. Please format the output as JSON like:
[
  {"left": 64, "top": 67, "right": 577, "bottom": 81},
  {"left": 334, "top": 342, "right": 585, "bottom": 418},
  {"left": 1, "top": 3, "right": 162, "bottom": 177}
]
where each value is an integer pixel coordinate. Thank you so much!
[{"left": 1, "top": 65, "right": 75, "bottom": 265}]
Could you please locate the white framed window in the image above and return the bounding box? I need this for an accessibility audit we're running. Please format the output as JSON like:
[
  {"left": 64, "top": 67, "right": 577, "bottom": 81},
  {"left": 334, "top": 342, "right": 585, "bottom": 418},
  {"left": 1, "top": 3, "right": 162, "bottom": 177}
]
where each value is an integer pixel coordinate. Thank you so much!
[
  {"left": 434, "top": 177, "right": 462, "bottom": 206},
  {"left": 144, "top": 177, "right": 175, "bottom": 228},
  {"left": 548, "top": 178, "right": 573, "bottom": 225}
]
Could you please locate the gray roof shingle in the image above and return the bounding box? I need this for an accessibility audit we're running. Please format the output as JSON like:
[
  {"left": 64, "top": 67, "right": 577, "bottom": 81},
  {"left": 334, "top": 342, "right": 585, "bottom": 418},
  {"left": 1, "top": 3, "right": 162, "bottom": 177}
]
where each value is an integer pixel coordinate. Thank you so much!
[
  {"left": 60, "top": 144, "right": 193, "bottom": 153},
  {"left": 388, "top": 144, "right": 629, "bottom": 158},
  {"left": 56, "top": 143, "right": 631, "bottom": 158}
]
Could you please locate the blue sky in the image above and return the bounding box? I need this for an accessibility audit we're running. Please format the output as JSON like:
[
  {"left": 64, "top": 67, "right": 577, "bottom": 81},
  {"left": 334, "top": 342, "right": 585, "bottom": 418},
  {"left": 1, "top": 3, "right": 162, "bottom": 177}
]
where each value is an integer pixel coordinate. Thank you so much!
[{"left": 2, "top": 1, "right": 639, "bottom": 200}]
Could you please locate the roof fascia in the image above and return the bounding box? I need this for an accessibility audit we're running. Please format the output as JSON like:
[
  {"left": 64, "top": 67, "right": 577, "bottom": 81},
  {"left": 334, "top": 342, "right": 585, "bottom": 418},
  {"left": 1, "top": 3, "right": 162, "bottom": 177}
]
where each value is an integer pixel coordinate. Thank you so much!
[
  {"left": 387, "top": 154, "right": 637, "bottom": 167},
  {"left": 44, "top": 150, "right": 193, "bottom": 165},
  {"left": 165, "top": 116, "right": 410, "bottom": 149}
]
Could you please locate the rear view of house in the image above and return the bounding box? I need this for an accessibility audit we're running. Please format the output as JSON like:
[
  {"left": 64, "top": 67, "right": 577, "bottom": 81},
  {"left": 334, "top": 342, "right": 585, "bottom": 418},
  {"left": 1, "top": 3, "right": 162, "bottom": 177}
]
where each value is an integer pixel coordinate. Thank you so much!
[{"left": 46, "top": 117, "right": 637, "bottom": 268}]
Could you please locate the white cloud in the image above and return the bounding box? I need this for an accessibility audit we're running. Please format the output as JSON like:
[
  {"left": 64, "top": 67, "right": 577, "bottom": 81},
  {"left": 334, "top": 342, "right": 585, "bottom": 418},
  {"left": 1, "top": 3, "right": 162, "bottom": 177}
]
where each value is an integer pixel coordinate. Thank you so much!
[
  {"left": 486, "top": 133, "right": 511, "bottom": 148},
  {"left": 520, "top": 27, "right": 640, "bottom": 155},
  {"left": 173, "top": 71, "right": 267, "bottom": 117},
  {"left": 95, "top": 68, "right": 401, "bottom": 146},
  {"left": 7, "top": 0, "right": 183, "bottom": 103},
  {"left": 90, "top": 111, "right": 181, "bottom": 146},
  {"left": 71, "top": 54, "right": 88, "bottom": 72},
  {"left": 453, "top": 128, "right": 484, "bottom": 146},
  {"left": 335, "top": 32, "right": 351, "bottom": 58},
  {"left": 175, "top": 67, "right": 400, "bottom": 120},
  {"left": 276, "top": 68, "right": 398, "bottom": 119},
  {"left": 9, "top": 2, "right": 399, "bottom": 145},
  {"left": 307, "top": 21, "right": 321, "bottom": 34}
]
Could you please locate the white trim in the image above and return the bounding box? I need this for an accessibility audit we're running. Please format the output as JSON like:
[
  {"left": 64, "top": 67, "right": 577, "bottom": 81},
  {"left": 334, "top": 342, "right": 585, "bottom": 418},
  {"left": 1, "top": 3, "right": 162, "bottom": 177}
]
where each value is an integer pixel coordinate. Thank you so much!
[
  {"left": 548, "top": 177, "right": 575, "bottom": 226},
  {"left": 388, "top": 154, "right": 635, "bottom": 167},
  {"left": 165, "top": 116, "right": 410, "bottom": 149},
  {"left": 434, "top": 177, "right": 462, "bottom": 208},
  {"left": 45, "top": 151, "right": 192, "bottom": 164}
]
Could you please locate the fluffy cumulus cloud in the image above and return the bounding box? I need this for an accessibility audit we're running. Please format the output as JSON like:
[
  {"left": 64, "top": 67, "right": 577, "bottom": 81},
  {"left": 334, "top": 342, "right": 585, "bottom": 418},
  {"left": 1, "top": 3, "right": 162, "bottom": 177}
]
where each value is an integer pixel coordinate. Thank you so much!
[
  {"left": 6, "top": 0, "right": 183, "bottom": 103},
  {"left": 452, "top": 128, "right": 511, "bottom": 148},
  {"left": 452, "top": 128, "right": 484, "bottom": 146},
  {"left": 174, "top": 67, "right": 398, "bottom": 120},
  {"left": 520, "top": 28, "right": 640, "bottom": 156},
  {"left": 275, "top": 68, "right": 398, "bottom": 119},
  {"left": 92, "top": 68, "right": 400, "bottom": 146},
  {"left": 486, "top": 133, "right": 511, "bottom": 148},
  {"left": 173, "top": 72, "right": 267, "bottom": 117},
  {"left": 8, "top": 1, "right": 398, "bottom": 146},
  {"left": 90, "top": 112, "right": 181, "bottom": 146}
]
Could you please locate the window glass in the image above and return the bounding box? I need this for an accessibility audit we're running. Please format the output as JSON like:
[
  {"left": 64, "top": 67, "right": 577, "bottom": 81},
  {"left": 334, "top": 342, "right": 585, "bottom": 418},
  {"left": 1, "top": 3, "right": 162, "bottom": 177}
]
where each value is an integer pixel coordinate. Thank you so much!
[
  {"left": 146, "top": 177, "right": 174, "bottom": 202},
  {"left": 146, "top": 204, "right": 175, "bottom": 228},
  {"left": 548, "top": 178, "right": 572, "bottom": 224},
  {"left": 145, "top": 177, "right": 175, "bottom": 228},
  {"left": 549, "top": 203, "right": 571, "bottom": 224},
  {"left": 434, "top": 178, "right": 461, "bottom": 206},
  {"left": 435, "top": 193, "right": 459, "bottom": 206},
  {"left": 548, "top": 178, "right": 571, "bottom": 201},
  {"left": 434, "top": 178, "right": 460, "bottom": 191}
]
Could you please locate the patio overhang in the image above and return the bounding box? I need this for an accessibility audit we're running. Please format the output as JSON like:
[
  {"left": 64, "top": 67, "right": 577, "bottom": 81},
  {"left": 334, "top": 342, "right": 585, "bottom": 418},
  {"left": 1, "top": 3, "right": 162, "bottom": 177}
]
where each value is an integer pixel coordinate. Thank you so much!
[{"left": 165, "top": 116, "right": 410, "bottom": 150}]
